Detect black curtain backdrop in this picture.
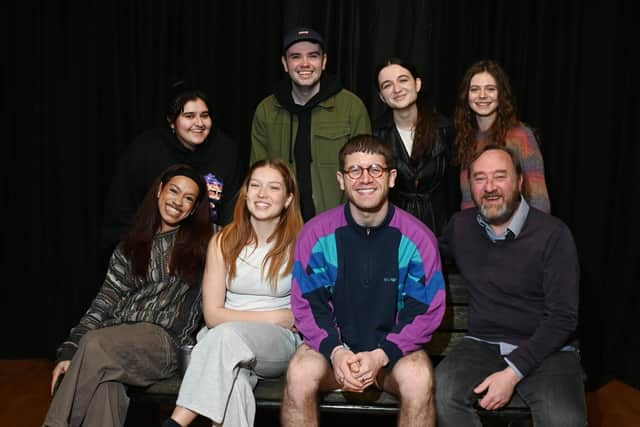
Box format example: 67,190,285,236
2,0,638,392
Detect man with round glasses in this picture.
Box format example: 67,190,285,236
282,134,445,427
342,163,389,179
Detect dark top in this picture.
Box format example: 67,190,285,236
273,74,342,221
101,127,243,251
439,207,580,376
292,204,446,370
373,110,459,236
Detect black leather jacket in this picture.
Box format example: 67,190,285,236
373,110,459,236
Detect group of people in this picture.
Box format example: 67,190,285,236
43,26,585,427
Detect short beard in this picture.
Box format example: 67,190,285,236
477,192,521,225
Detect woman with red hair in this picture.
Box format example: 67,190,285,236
164,159,304,427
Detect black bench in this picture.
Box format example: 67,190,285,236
127,272,532,424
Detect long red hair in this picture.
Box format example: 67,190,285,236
217,159,303,290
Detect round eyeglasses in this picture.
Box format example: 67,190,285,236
342,164,389,179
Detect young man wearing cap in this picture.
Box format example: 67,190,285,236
250,27,371,221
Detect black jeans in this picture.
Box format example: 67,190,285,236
435,338,587,427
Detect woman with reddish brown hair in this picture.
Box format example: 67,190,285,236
454,59,550,213
164,159,304,427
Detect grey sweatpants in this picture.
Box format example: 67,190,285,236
43,323,178,427
176,321,301,427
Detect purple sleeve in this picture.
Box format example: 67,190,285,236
381,212,447,367
291,210,345,362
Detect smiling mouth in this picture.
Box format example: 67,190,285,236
356,188,376,195
167,204,183,214
482,195,502,204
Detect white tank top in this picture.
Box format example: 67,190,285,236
224,243,292,311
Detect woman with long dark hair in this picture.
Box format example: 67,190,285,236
44,164,212,426
373,57,458,236
163,159,304,427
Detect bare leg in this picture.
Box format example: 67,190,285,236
281,344,340,427
379,350,435,427
168,406,201,426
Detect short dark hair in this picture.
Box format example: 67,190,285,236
467,144,523,178
339,134,395,170
165,81,212,126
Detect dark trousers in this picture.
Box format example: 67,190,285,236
43,323,178,427
435,338,587,427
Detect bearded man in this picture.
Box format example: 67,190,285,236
435,145,587,427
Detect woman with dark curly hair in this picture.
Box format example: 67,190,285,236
454,59,550,213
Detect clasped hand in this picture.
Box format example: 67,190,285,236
332,348,387,392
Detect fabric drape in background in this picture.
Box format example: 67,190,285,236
2,0,638,392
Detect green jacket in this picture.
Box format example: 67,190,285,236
250,88,371,214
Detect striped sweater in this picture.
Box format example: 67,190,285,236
291,204,446,369
460,125,551,213
56,229,203,362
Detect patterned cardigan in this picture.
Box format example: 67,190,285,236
56,229,202,362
